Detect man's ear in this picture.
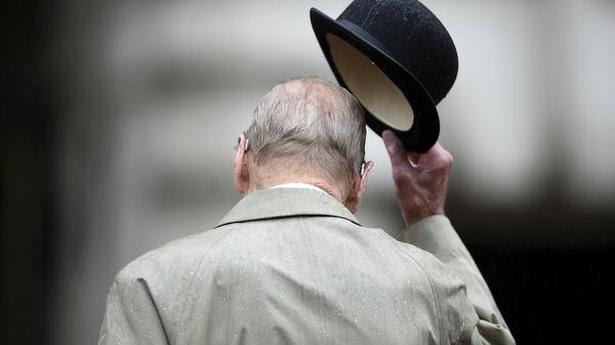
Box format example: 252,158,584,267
359,160,374,194
345,160,374,214
234,134,250,196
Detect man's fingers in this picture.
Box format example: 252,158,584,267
415,142,453,172
407,145,439,168
409,153,422,167
383,133,453,175
383,130,412,170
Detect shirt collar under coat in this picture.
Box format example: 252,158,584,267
215,188,362,228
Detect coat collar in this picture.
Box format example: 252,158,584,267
215,188,361,228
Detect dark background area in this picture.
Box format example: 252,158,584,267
1,0,57,344
469,245,613,343
1,0,613,344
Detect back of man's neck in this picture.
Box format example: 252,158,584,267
270,182,327,193
251,177,343,202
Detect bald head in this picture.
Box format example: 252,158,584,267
244,77,366,195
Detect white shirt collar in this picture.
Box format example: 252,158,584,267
269,183,327,194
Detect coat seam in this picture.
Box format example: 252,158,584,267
394,246,444,345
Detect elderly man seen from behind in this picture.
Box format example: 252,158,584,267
98,77,515,345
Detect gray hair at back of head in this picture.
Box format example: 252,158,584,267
245,76,366,190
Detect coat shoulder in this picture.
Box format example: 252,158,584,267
116,225,238,286
394,238,464,287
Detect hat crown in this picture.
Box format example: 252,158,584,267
338,0,458,104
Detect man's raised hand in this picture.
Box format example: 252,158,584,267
382,130,453,226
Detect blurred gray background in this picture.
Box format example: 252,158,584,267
1,0,614,344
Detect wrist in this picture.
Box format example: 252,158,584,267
401,214,453,245
402,208,445,227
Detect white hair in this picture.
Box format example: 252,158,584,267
245,76,366,191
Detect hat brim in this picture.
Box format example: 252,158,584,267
310,7,439,152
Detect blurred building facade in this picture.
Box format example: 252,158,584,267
53,0,615,344
1,0,613,344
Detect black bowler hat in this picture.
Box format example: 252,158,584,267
310,0,458,152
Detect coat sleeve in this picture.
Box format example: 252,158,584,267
403,215,516,345
98,269,170,345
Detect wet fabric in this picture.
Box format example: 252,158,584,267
98,188,514,345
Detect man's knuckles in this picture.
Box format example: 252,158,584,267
429,150,453,172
